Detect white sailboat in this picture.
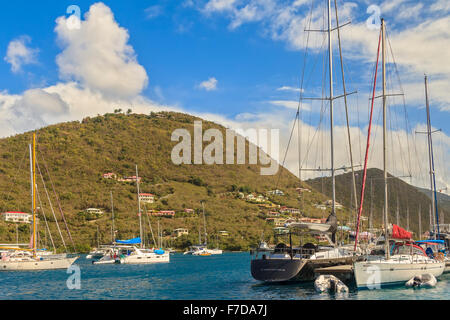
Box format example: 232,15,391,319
0,133,78,271
184,201,222,256
119,165,170,264
353,19,445,288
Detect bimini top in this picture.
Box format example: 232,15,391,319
415,240,445,245
115,237,141,244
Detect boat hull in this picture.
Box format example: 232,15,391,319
354,260,445,288
0,256,78,271
251,258,307,282
121,253,170,264
444,260,450,273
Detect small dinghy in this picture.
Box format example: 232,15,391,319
314,275,349,293
405,274,437,288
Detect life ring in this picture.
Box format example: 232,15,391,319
435,252,445,261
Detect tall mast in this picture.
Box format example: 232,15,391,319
418,204,422,239
202,201,207,246
396,197,399,225
327,0,336,215
136,165,143,248
381,18,390,260
32,133,37,257
110,191,115,243
424,75,440,238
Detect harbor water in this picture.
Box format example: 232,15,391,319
0,252,449,300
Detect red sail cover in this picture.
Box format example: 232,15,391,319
391,224,412,240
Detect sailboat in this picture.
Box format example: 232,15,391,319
251,0,360,282
0,133,78,271
116,165,170,264
417,76,450,274
184,201,222,256
87,191,119,260
352,20,445,289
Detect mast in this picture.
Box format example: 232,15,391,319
97,225,100,248
201,201,207,246
407,206,410,231
136,165,143,248
418,204,422,239
110,191,115,243
381,18,390,260
424,75,440,238
369,179,373,230
327,0,336,216
32,133,37,257
396,197,399,226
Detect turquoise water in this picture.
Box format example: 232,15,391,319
0,252,448,300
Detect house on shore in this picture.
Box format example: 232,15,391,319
102,172,117,180
173,228,189,238
148,210,175,218
118,176,142,183
139,193,155,203
1,212,33,224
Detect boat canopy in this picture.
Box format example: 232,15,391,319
415,240,445,245
115,237,141,244
390,224,412,240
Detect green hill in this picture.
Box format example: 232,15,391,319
307,168,448,236
0,111,354,252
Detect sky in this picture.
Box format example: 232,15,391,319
0,0,449,193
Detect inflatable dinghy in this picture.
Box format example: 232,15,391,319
405,273,437,288
314,274,349,293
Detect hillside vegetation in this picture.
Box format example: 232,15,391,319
0,112,353,252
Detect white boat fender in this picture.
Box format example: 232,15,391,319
314,275,349,293
405,274,437,288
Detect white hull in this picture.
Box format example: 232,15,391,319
354,255,445,288
444,260,450,273
121,253,170,264
0,256,78,271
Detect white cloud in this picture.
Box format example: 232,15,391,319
198,77,218,91
269,100,299,109
4,36,39,73
204,0,238,13
145,5,164,19
54,2,148,99
277,86,303,93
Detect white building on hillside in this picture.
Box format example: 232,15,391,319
2,212,32,224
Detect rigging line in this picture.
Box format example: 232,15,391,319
437,132,449,188
35,158,67,251
297,0,315,184
275,111,300,190
334,0,358,218
274,0,320,190
37,141,75,252
386,30,413,176
35,184,56,252
354,27,381,252
0,148,28,213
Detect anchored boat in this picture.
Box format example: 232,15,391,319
0,133,78,271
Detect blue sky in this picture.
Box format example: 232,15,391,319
0,0,449,190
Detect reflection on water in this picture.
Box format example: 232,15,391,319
0,252,448,300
